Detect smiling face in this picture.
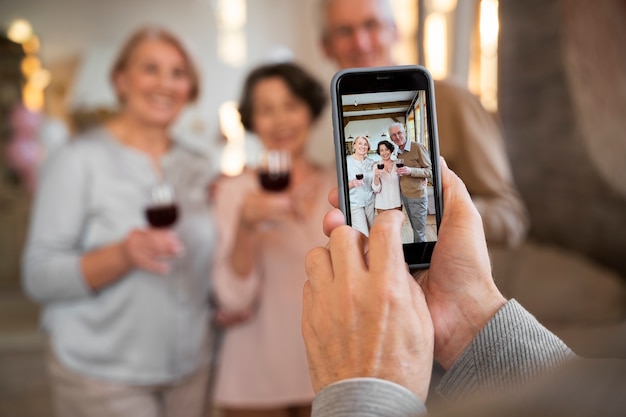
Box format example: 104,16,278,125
250,76,313,157
389,125,407,148
378,142,393,160
113,38,192,128
322,0,398,69
352,136,370,156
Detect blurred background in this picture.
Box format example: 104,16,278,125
1,0,625,415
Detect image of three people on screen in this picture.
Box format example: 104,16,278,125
346,122,432,243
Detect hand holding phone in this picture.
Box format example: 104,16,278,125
331,65,443,269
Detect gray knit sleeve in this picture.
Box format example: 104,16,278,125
22,144,92,302
312,378,427,417
437,299,575,400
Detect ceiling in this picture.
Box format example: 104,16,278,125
340,90,418,123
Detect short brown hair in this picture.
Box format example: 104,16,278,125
238,62,327,132
376,139,394,154
110,26,200,103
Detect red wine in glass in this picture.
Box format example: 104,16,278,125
259,150,291,192
145,183,178,228
146,205,178,228
259,171,290,192
355,173,364,180
396,159,405,168
377,163,384,170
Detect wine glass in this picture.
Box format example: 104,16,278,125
258,150,291,192
355,172,364,180
395,158,405,168
377,162,384,170
145,183,179,228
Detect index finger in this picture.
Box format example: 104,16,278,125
328,225,369,285
367,210,408,282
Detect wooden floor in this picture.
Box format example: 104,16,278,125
394,209,437,244
0,290,226,417
0,291,52,417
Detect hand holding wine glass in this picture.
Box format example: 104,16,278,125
145,183,179,228
351,169,364,188
376,162,385,176
237,150,294,230
130,182,184,274
396,159,411,176
122,228,184,275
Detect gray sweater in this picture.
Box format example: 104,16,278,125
311,300,575,417
22,127,218,384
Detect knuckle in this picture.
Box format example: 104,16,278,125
305,247,329,273
369,220,395,240
330,224,357,241
376,276,411,305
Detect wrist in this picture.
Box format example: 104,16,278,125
118,234,136,271
435,291,507,369
239,213,257,232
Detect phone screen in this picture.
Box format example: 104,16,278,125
331,66,442,269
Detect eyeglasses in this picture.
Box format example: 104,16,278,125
328,18,389,41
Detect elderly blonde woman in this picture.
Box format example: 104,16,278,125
345,135,376,236
22,27,217,417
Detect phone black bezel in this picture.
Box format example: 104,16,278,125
331,65,443,270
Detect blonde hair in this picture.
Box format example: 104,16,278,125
352,135,371,153
110,26,200,102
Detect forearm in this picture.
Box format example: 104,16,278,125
213,225,262,312
372,178,381,192
437,299,575,400
22,147,93,302
23,238,132,300
213,174,262,312
228,221,260,277
472,193,529,247
443,90,528,248
409,167,432,178
22,247,90,302
81,241,134,291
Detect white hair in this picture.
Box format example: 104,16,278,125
388,122,406,135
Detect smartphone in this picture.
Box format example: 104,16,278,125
331,65,443,269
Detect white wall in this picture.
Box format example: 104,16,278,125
345,118,402,150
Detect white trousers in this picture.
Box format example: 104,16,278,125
46,343,210,417
350,200,375,236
